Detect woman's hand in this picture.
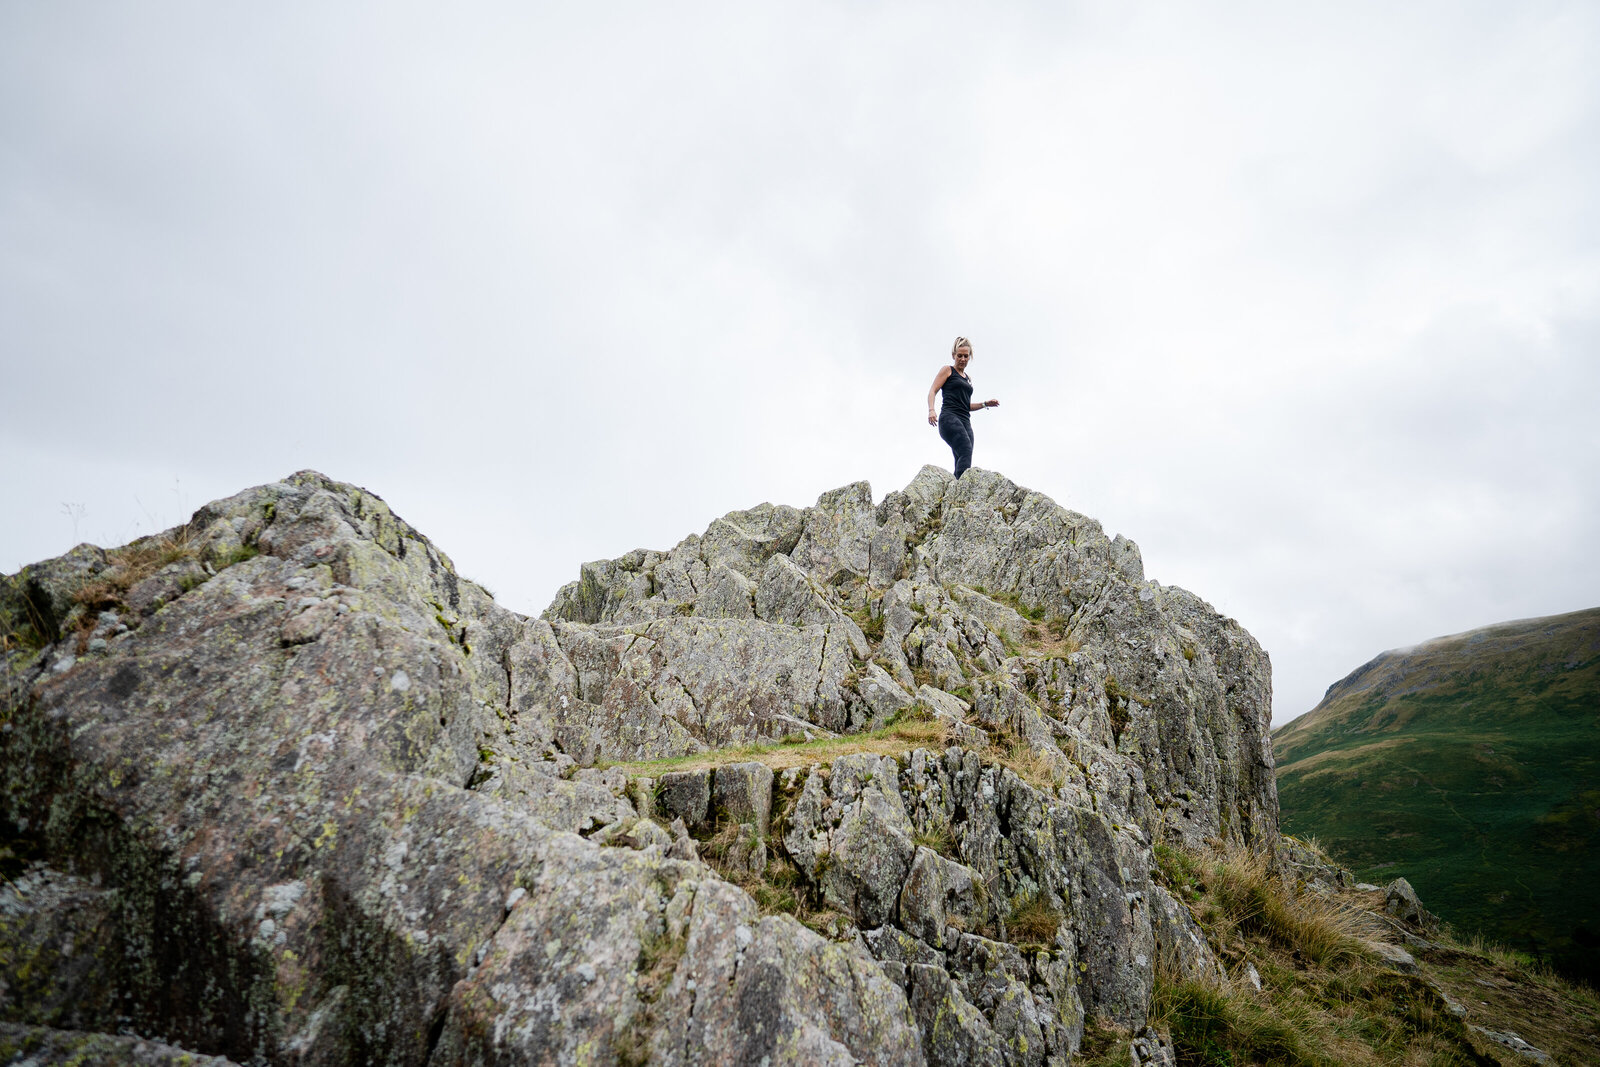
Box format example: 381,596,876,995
984,399,999,408
928,411,938,426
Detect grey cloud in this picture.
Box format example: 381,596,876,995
4,2,1598,726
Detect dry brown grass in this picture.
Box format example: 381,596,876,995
987,730,1064,791
1201,846,1381,966
71,531,200,622
1022,617,1081,659
1007,891,1062,946
1147,843,1532,1067
913,819,955,857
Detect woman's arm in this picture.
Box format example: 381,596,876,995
969,398,999,411
926,366,952,425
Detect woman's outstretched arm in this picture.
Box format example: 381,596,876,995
969,398,998,411
926,366,952,425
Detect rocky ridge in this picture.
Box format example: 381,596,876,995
2,466,1279,1065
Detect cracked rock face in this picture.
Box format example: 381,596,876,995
1,466,1277,1065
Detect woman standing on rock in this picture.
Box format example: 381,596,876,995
926,336,998,479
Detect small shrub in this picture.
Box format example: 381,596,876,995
1021,617,1081,659
616,926,688,1065
1152,842,1202,894
635,928,685,1003
3,575,66,651
989,730,1062,791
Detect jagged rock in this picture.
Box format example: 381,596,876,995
697,561,757,619
1384,877,1439,930
1369,941,1419,973
1282,837,1355,890
1471,1026,1552,1065
907,963,1005,1067
914,684,989,749
0,543,107,646
0,465,1285,1065
947,933,1054,1066
785,755,917,928
711,761,774,835
592,815,675,851
657,769,713,830
1148,884,1224,982
856,661,917,726
0,472,920,1066
1130,1027,1178,1066
897,847,985,948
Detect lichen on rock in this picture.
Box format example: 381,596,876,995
1,465,1283,1065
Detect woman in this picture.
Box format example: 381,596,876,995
926,336,998,479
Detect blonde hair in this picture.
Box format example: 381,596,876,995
951,336,973,357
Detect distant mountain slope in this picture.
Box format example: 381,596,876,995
1273,607,1600,984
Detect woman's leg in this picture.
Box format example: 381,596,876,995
939,417,974,478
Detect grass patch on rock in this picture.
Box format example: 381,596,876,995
602,712,951,776
987,728,1063,791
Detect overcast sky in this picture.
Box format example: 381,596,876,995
4,2,1597,726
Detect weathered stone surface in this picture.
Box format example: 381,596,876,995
897,847,984,949
0,464,1286,1065
855,661,916,727
712,761,774,835
1369,941,1419,973
907,963,1005,1067
1469,1026,1552,1065
1384,877,1439,930
656,769,713,831
784,755,917,929
0,865,122,1032
1148,885,1224,982
0,472,930,1066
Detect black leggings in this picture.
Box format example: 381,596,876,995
939,413,974,479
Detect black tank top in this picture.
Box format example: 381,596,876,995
940,369,973,421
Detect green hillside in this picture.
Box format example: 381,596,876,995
1273,607,1600,985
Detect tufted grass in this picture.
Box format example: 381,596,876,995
1006,891,1062,947
70,530,204,635
1146,842,1600,1066
912,819,955,857
1199,847,1380,966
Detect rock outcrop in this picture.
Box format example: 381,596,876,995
1,466,1277,1065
